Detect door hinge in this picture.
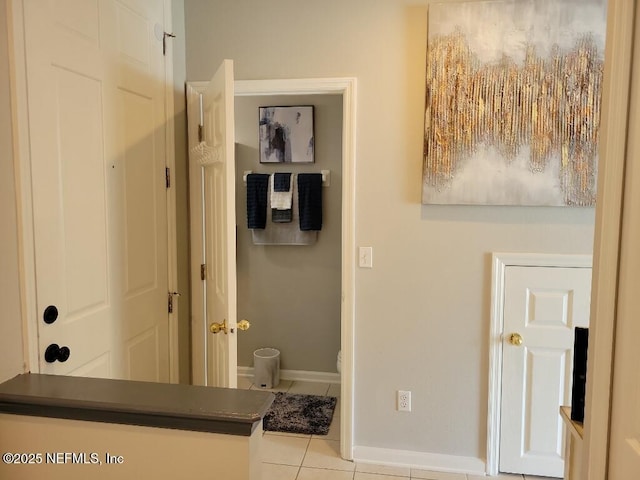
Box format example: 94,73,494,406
200,264,206,281
162,32,175,56
165,167,171,188
168,291,181,314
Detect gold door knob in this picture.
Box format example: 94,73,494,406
237,319,251,331
509,333,523,346
210,319,228,335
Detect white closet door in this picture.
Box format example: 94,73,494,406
500,265,591,477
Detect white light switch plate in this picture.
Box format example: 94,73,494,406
359,247,373,268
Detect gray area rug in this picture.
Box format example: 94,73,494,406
263,392,337,435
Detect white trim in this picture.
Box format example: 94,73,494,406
581,1,635,478
187,76,357,461
237,366,341,384
8,0,39,374
339,76,357,462
236,77,355,96
162,0,179,384
353,446,485,476
186,84,205,385
487,252,592,476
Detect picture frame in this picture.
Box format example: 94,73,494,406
259,105,315,163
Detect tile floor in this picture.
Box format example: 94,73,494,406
238,377,559,480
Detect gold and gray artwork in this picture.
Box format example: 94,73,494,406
422,0,606,206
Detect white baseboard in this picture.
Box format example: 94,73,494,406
353,446,486,476
238,366,341,384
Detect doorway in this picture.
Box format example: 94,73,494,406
188,76,357,460
234,93,342,383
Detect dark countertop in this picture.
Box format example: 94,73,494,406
0,373,274,436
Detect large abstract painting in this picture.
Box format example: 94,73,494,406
422,0,607,206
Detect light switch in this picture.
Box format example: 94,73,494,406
359,247,373,268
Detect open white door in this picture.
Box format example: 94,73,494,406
188,60,238,388
21,0,170,381
500,265,591,477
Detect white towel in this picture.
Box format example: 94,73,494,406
270,173,293,210
252,177,317,245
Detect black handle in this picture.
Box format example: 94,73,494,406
44,344,71,363
43,305,59,324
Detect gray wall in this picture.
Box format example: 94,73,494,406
184,0,596,461
235,95,342,373
0,0,26,383
171,0,191,384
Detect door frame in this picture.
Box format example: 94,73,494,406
581,1,635,478
162,0,179,385
187,76,357,460
8,0,180,382
487,252,593,476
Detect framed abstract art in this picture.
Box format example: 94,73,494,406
422,0,607,206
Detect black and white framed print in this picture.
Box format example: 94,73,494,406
259,106,315,163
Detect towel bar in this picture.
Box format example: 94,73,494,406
243,170,330,187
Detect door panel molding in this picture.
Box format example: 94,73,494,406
487,252,592,476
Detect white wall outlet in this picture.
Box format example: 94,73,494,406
359,246,373,268
397,390,411,412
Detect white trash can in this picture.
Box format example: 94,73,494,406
253,348,280,388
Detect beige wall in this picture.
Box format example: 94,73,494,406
0,0,25,383
184,0,595,460
234,94,342,372
0,413,262,480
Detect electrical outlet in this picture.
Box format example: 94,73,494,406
397,390,411,412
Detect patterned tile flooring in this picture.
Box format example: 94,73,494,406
238,377,559,480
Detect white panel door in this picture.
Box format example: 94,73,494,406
500,266,591,477
187,61,237,388
23,0,169,381
106,0,169,382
